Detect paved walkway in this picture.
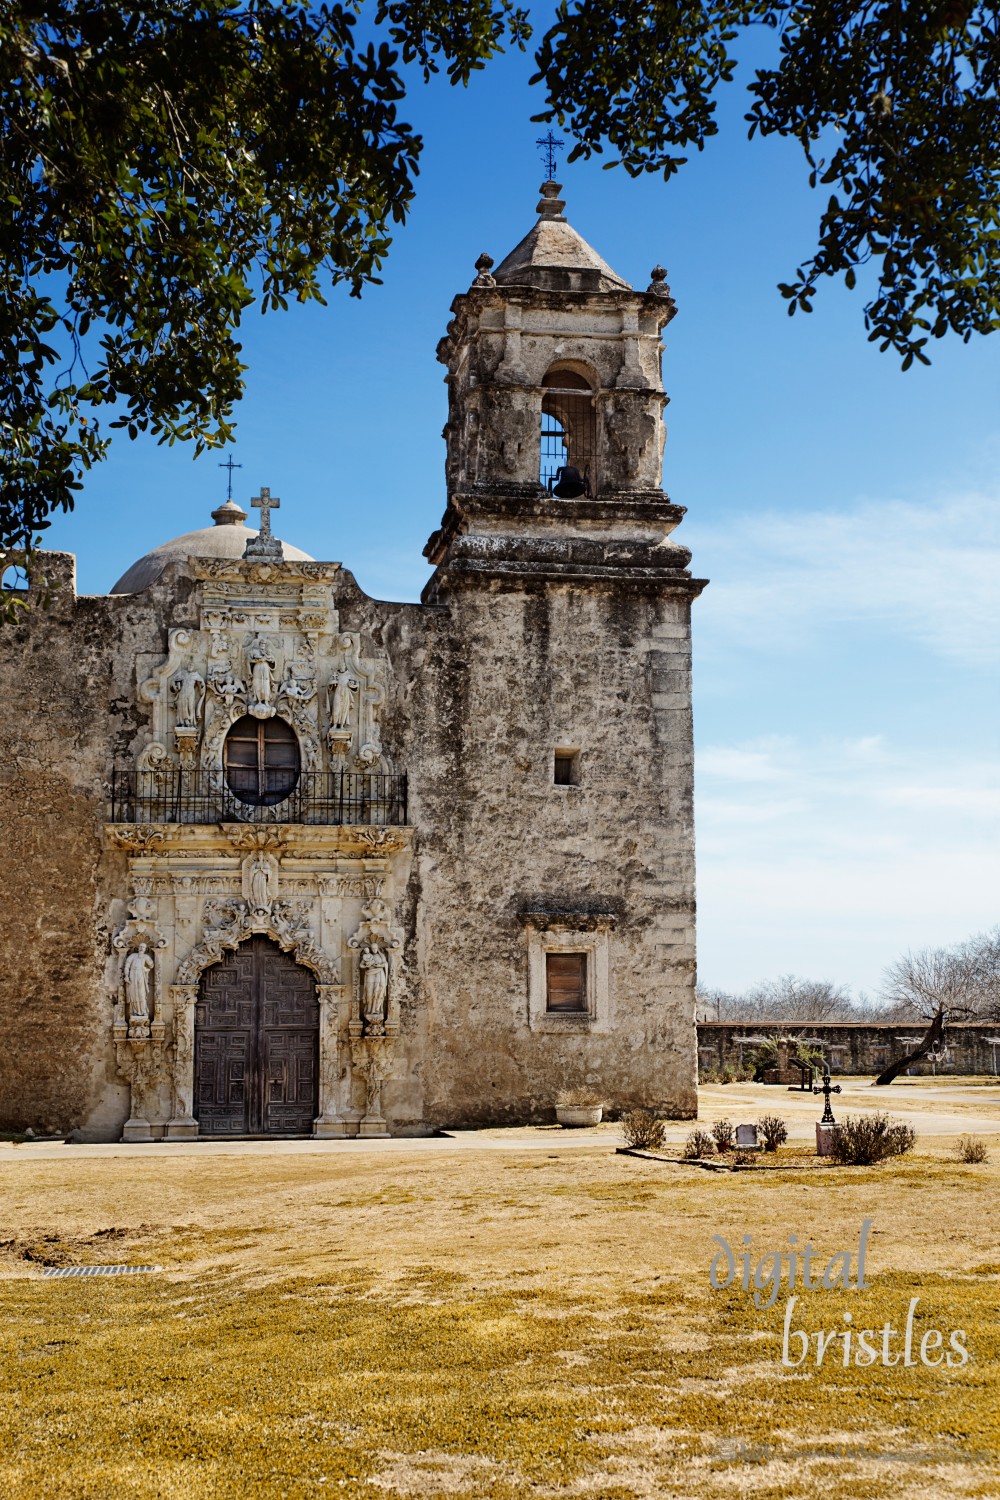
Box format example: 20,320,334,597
3,1080,998,1161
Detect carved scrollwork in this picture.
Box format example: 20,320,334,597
109,825,167,852
175,897,249,983
226,825,287,853
137,742,171,776
174,891,339,989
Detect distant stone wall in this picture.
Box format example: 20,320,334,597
696,1022,1000,1078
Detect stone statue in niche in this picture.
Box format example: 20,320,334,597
246,635,277,718
123,943,154,1029
248,855,274,917
360,946,389,1030
330,668,358,729
169,668,205,728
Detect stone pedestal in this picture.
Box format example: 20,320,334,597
816,1122,841,1157
313,1117,352,1138
122,1116,152,1143
358,1120,391,1139
166,1116,198,1140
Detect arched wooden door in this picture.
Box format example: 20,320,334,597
194,936,319,1136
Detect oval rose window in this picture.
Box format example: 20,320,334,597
223,715,300,807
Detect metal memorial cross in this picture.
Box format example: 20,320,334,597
812,1065,842,1125
535,130,564,180
251,486,280,540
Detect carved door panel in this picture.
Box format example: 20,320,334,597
195,936,319,1135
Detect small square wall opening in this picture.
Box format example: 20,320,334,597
553,749,579,786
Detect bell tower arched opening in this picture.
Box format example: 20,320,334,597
540,368,596,496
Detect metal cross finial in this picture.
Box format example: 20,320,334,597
812,1065,842,1125
535,129,564,180
218,454,242,501
250,486,280,540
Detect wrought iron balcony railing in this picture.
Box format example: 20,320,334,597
108,767,408,827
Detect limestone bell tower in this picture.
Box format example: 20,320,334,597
423,179,690,598
414,182,707,1122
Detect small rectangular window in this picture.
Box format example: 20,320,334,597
554,750,578,786
546,952,587,1012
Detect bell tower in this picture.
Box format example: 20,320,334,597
414,183,707,1123
423,180,694,598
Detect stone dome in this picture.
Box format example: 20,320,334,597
109,498,314,594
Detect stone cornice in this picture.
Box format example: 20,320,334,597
105,823,415,859
438,285,676,367
519,908,619,932
188,559,342,584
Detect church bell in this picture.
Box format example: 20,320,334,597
551,465,588,499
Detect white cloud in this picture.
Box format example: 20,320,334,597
695,734,1000,994
686,486,1000,665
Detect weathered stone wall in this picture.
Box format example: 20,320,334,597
399,576,698,1124
0,555,187,1133
697,1022,1000,1078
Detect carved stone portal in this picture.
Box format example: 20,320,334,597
106,822,413,1140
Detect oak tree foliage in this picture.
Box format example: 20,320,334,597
534,1,1000,367
2,1,998,583
0,0,529,573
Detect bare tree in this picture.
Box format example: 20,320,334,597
874,928,1000,1084
700,975,860,1024
697,933,1000,1046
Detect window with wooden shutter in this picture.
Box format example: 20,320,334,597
224,714,300,807
545,952,587,1012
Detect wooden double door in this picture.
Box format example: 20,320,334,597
194,936,319,1136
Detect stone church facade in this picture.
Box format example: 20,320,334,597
0,184,706,1141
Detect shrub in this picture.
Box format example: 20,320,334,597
719,1067,735,1085
757,1114,788,1152
732,1149,757,1168
795,1042,826,1072
621,1109,665,1151
699,1066,720,1084
954,1134,990,1164
830,1113,916,1166
746,1039,778,1081
733,1068,754,1083
556,1087,603,1108
710,1118,735,1153
684,1128,716,1159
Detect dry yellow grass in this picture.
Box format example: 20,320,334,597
1,1138,998,1498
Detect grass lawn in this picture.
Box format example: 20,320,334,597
1,1117,998,1497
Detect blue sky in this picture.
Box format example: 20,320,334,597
43,24,1000,998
